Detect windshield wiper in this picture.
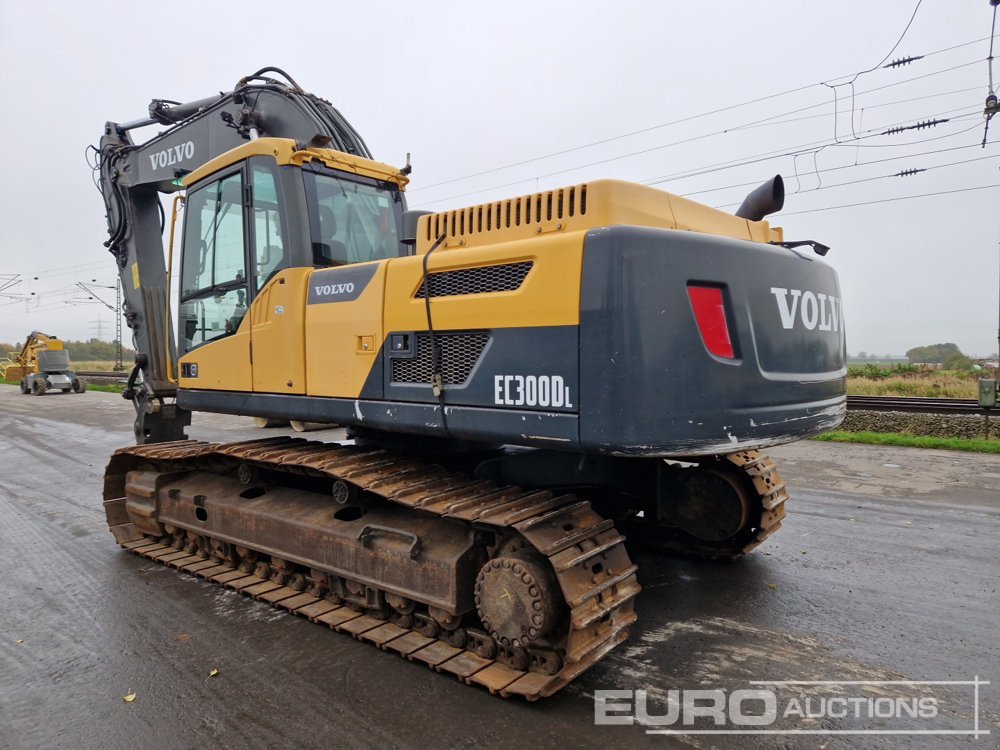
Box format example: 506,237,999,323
180,278,245,302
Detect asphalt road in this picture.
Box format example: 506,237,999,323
0,387,997,749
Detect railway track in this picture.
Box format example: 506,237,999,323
846,395,990,415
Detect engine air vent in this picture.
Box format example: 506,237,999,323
425,184,588,242
416,261,533,298
391,332,490,386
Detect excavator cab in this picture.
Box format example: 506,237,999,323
176,144,406,355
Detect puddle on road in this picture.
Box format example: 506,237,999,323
569,616,995,733
573,616,911,717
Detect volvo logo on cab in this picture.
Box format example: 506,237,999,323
313,282,355,296
494,375,573,409
770,287,843,332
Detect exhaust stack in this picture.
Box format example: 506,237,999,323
735,175,784,222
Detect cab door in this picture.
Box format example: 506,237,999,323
247,161,307,394
176,168,253,392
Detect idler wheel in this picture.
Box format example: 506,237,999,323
475,552,562,648
664,466,753,542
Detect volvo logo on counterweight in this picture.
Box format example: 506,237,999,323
770,287,843,332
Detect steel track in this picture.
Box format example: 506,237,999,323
103,439,785,698
105,437,641,699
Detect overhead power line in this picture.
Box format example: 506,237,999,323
538,106,977,185
733,85,982,133
715,152,1000,209
681,141,997,197
409,33,990,195
417,85,986,208
882,117,950,135
780,183,1000,216
644,117,983,189
864,0,925,73
884,55,925,69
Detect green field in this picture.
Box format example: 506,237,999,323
846,364,989,399
814,431,1000,454
72,360,125,372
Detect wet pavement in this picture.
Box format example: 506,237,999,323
0,387,997,749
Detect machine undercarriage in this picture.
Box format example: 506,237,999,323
104,437,785,698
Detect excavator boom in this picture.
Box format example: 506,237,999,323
97,67,381,441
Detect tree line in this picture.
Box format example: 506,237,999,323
903,343,972,370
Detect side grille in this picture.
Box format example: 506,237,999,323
416,262,533,298
391,332,490,386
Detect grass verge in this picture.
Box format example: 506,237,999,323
86,383,125,394
72,360,122,371
813,431,1000,454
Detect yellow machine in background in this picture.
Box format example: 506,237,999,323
2,332,86,395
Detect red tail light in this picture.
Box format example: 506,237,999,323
687,286,735,359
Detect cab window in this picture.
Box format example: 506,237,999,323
178,172,248,353
303,167,403,267
251,164,287,290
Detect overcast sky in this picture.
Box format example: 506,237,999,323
1,0,998,356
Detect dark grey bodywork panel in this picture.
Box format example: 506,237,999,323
578,226,845,456
178,390,578,449
377,326,579,409
37,350,71,373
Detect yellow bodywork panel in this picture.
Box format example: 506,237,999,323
384,232,584,332
415,179,783,255
305,261,386,398
178,328,252,391
251,268,311,394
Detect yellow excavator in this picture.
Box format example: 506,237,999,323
96,68,846,699
2,331,86,395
